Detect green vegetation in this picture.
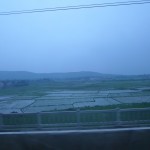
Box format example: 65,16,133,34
0,79,150,96
3,114,37,125
2,107,150,127
80,103,150,110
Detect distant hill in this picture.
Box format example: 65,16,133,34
0,71,108,80
0,71,37,80
0,71,150,80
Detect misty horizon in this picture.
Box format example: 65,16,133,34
0,70,150,76
0,0,150,75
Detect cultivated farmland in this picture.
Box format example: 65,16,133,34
0,79,150,114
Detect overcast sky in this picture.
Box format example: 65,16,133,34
0,0,150,75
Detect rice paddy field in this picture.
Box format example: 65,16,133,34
0,79,150,114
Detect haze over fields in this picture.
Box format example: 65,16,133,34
0,71,150,80
0,1,150,113
0,71,150,113
0,0,150,75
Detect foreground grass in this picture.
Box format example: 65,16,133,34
2,104,150,127
80,103,150,111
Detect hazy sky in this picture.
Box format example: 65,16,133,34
0,0,150,75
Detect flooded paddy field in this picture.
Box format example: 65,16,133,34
0,87,150,113
0,79,150,113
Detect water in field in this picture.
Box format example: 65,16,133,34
0,89,150,113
